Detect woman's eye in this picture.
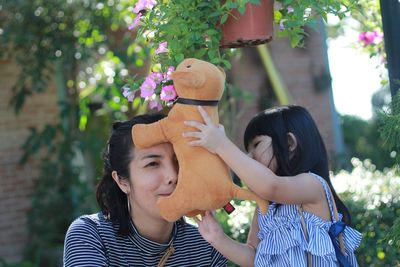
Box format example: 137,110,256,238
254,141,261,148
145,161,159,168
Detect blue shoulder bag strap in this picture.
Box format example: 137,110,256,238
327,187,352,267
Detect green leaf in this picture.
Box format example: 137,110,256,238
79,115,88,131
174,53,185,64
290,34,303,48
209,11,222,18
220,14,229,24
274,10,283,22
206,29,219,36
193,49,207,59
238,6,246,14
222,59,232,69
227,2,238,9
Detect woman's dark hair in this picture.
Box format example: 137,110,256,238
96,113,165,235
244,105,351,225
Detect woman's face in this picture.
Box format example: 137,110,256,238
128,142,178,221
248,135,278,173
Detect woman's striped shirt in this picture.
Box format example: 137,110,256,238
63,213,227,267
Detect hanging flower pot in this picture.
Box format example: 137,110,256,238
220,0,274,48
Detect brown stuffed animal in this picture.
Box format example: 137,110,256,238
132,58,268,222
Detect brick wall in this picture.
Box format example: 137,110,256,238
229,30,337,158
268,30,336,158
0,59,58,262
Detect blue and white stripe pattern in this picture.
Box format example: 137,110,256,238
64,213,227,267
254,173,362,267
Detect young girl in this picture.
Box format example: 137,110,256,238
183,105,362,267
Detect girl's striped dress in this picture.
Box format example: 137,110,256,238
255,173,362,266
64,213,227,267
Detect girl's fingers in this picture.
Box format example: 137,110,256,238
184,120,205,130
203,210,216,219
188,140,203,146
197,106,212,125
182,131,202,138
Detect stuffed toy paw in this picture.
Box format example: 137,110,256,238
132,58,268,222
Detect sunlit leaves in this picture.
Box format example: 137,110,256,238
275,0,357,47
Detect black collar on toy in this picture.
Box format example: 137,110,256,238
175,97,219,106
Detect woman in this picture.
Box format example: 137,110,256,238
63,113,227,267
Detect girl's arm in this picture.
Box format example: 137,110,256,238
184,106,324,205
196,211,256,267
247,210,260,250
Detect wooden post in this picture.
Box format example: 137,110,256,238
380,0,400,98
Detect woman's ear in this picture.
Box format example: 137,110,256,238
111,171,130,194
287,132,298,152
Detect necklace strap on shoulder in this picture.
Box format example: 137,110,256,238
156,244,175,267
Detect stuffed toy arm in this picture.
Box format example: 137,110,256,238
131,120,168,148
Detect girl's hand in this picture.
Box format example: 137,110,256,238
195,211,225,245
183,106,226,154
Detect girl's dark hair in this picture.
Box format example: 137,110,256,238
244,105,351,225
96,113,165,235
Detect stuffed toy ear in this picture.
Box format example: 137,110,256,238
171,71,206,88
217,66,226,79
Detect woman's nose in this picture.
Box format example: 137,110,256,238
167,176,177,185
165,163,178,185
166,174,177,185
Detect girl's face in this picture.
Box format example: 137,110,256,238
128,142,178,221
248,135,278,173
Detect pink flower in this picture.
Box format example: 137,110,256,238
163,66,175,81
133,0,156,13
140,76,157,98
359,31,384,46
155,42,168,54
128,13,142,30
149,99,163,111
160,85,177,101
149,72,164,84
287,6,294,13
122,86,135,102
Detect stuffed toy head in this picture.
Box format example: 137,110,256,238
132,58,268,222
171,58,225,101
